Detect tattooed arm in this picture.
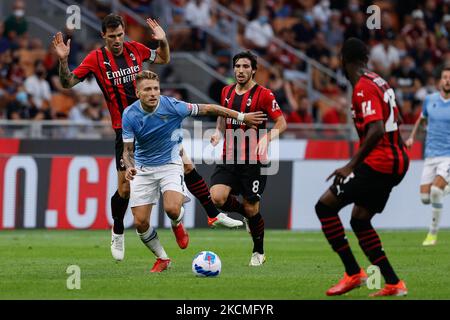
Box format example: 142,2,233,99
53,32,81,88
123,142,137,181
58,58,81,88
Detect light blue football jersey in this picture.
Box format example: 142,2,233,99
122,96,198,166
422,92,450,158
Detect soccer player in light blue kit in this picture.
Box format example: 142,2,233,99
406,66,450,246
121,70,266,272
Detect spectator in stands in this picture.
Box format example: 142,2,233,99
185,0,212,50
151,0,173,31
392,55,421,102
415,75,437,102
208,64,229,104
7,54,26,88
408,37,433,69
267,0,292,18
290,15,316,51
399,99,420,125
369,31,400,78
402,9,430,49
0,21,12,54
267,65,296,113
343,11,370,43
423,0,440,32
24,60,52,120
286,96,313,124
267,28,299,71
439,14,450,41
325,11,344,50
3,0,28,41
244,6,274,56
306,32,331,61
6,85,31,119
312,0,332,25
432,36,448,65
321,96,347,125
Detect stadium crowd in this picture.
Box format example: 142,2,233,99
1,0,450,128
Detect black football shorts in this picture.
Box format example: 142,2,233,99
329,163,406,214
211,163,267,203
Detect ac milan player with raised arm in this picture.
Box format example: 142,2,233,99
209,51,287,266
315,38,409,297
53,14,241,262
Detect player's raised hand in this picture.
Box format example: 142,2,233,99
210,130,222,146
243,111,267,129
125,167,137,181
146,18,166,41
52,32,71,60
405,137,414,149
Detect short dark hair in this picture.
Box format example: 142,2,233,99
341,37,369,65
102,14,124,33
232,51,258,70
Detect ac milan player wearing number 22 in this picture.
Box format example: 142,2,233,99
314,38,409,297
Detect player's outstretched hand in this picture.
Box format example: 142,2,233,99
52,32,71,60
210,130,222,146
243,111,267,129
146,18,166,41
327,165,353,185
125,167,137,181
405,137,414,149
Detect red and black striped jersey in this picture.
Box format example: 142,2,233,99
352,71,409,175
73,41,156,129
220,83,284,163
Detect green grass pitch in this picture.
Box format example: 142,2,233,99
0,229,449,299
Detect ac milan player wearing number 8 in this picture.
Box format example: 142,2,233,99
315,38,409,297
210,51,287,266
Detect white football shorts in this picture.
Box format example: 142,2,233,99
420,157,450,185
129,163,185,208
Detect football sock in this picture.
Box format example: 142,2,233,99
137,226,168,259
111,190,129,234
221,195,245,215
185,169,219,218
170,207,185,227
444,184,450,196
430,186,443,235
247,213,264,254
315,201,360,276
420,193,430,205
350,218,400,285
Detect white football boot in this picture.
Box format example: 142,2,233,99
249,252,266,266
208,213,244,228
243,217,251,233
111,229,125,261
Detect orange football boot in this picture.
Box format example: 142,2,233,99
326,268,368,296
